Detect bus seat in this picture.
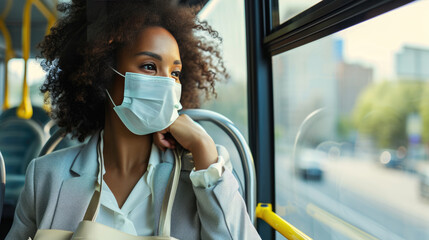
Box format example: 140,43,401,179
38,109,257,224
0,106,51,128
0,151,5,222
181,109,257,224
0,118,45,207
38,126,79,157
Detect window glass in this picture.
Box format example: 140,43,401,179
278,0,321,24
198,0,248,139
6,58,45,108
273,1,429,239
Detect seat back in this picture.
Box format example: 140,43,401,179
38,126,68,156
0,106,51,128
181,109,256,224
0,151,5,221
0,119,45,208
0,119,45,175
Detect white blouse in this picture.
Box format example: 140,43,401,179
95,131,226,236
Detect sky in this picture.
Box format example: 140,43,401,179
337,0,429,81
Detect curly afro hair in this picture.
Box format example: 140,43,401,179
39,0,227,141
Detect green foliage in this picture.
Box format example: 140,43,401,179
353,80,427,148
337,115,353,139
419,84,429,143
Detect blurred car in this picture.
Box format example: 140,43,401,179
420,170,429,199
379,147,406,169
295,148,326,180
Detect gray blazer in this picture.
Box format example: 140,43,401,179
6,133,260,240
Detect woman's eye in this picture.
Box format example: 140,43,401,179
171,71,181,78
141,63,156,71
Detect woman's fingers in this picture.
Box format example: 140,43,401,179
153,132,166,151
155,115,218,170
153,131,176,151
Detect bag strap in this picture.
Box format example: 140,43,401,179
158,148,182,237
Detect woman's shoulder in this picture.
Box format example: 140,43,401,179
30,143,86,175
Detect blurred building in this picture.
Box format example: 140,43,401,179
336,62,373,115
273,36,338,146
273,36,374,146
396,45,429,80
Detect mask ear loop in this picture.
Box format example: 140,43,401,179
105,66,125,107
105,89,117,107
110,66,125,78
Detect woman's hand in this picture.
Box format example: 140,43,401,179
153,114,218,170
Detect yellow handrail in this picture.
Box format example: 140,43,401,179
32,0,56,34
17,0,34,119
0,0,13,19
16,59,32,119
17,0,57,119
0,20,14,110
0,0,14,110
256,203,313,240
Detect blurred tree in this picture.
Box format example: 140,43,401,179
419,83,429,143
337,115,353,140
353,80,424,148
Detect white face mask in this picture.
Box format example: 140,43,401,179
106,68,182,135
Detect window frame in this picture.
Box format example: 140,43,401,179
266,0,415,55
244,0,416,239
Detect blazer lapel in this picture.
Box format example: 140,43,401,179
51,133,100,230
51,176,97,230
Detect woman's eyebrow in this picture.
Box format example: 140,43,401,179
136,52,181,65
135,51,162,61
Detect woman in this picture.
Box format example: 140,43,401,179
6,0,260,239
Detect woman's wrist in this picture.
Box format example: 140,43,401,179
190,134,218,170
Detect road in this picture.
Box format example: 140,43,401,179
274,155,429,240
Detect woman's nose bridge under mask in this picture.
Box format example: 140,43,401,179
106,67,182,135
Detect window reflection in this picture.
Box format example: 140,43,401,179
273,1,429,239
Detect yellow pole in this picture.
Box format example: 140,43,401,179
256,203,313,240
17,0,33,119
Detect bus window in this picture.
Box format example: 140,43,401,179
198,0,249,140
3,58,45,110
273,1,429,239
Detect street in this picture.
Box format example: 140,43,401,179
274,155,429,240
